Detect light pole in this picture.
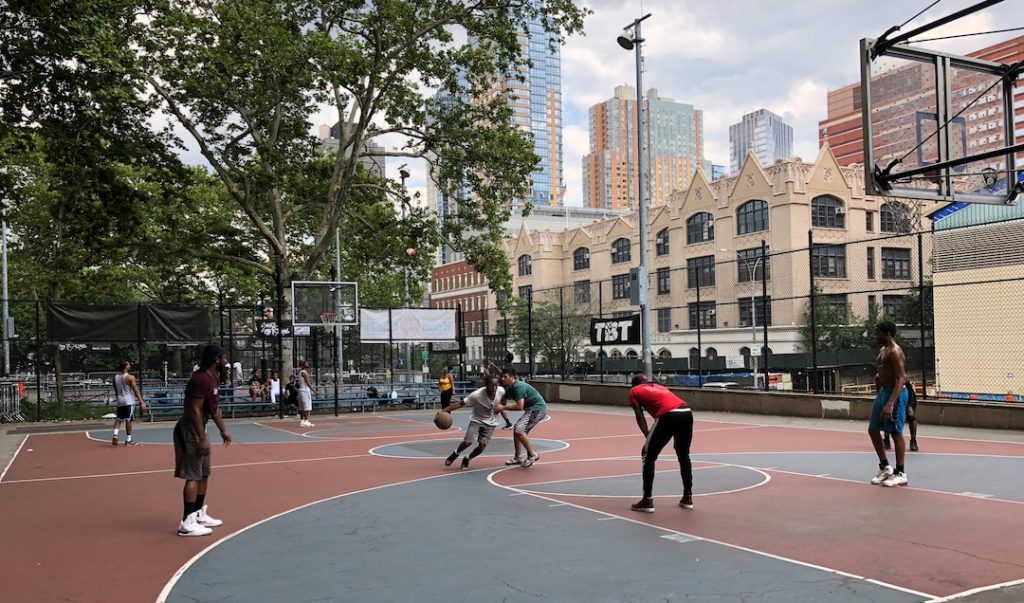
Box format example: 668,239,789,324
399,165,412,381
618,13,653,378
720,248,764,387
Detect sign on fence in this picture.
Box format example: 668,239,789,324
590,314,641,345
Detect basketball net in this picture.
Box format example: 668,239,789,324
319,311,335,326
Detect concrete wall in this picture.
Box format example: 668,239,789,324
531,379,1024,431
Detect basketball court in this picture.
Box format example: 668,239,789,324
3,404,1024,602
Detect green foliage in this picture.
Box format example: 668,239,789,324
507,291,590,377
800,286,880,353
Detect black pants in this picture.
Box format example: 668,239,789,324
440,389,453,408
642,410,694,499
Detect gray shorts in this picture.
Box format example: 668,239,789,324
514,408,547,435
298,390,312,411
173,420,211,481
463,421,496,447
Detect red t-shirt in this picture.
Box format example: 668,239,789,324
184,370,220,419
628,382,687,418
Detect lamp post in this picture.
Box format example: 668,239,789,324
720,248,764,387
617,13,653,378
398,165,412,381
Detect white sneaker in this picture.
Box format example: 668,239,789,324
870,465,893,485
882,472,908,487
196,505,223,527
306,420,315,427
504,456,523,466
521,453,540,468
177,512,213,537
300,420,310,427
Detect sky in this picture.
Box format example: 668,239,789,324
173,0,1022,209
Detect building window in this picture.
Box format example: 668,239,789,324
655,228,670,256
688,347,700,366
866,211,875,232
868,295,877,313
736,247,770,282
687,255,716,288
881,202,910,233
657,308,671,333
736,200,768,235
611,238,631,264
658,349,672,359
518,285,532,299
573,247,590,271
867,247,875,280
574,280,591,304
823,294,848,319
811,195,845,228
688,302,717,329
706,347,718,359
656,267,671,295
881,248,912,280
882,294,906,320
811,244,847,278
686,212,715,244
739,296,772,327
612,274,630,299
517,254,532,276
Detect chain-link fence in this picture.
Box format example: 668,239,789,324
481,217,1024,401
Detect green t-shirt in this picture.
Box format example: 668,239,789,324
504,380,547,410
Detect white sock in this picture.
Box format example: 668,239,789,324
126,435,132,442
113,428,120,437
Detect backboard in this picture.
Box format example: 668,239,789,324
860,37,1022,204
291,281,358,327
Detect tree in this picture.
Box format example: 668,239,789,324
507,290,590,377
800,287,879,353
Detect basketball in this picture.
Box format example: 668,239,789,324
406,247,416,257
434,411,453,430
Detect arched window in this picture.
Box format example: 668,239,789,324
657,349,672,359
517,254,532,276
881,202,910,233
686,212,715,244
655,228,670,256
611,238,631,263
706,347,718,360
811,195,845,229
573,247,590,271
610,349,622,359
736,200,768,235
761,346,772,357
739,346,751,357
689,347,700,366
625,349,638,359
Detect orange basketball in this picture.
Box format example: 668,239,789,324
434,411,453,430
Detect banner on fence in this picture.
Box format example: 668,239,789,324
47,303,210,343
360,309,457,342
590,314,641,345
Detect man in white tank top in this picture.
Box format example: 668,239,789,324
112,360,146,446
297,359,318,427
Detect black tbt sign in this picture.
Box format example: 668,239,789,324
590,314,641,345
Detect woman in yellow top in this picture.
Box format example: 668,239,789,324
438,366,454,409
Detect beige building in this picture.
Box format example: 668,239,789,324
506,146,936,364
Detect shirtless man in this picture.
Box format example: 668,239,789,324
868,320,909,487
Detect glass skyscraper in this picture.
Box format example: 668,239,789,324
729,109,794,175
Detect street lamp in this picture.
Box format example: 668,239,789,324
719,247,764,387
398,164,412,381
618,13,653,378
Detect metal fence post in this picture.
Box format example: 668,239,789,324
598,282,604,384
696,270,703,386
761,239,770,391
808,230,818,392
35,299,41,421
559,286,566,378
527,289,534,378
918,231,927,399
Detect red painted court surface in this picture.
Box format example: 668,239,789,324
3,405,1024,602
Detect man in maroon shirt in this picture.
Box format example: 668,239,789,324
628,374,694,513
174,344,233,536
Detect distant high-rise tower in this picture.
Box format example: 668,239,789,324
729,109,793,174
583,86,705,210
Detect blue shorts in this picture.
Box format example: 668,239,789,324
869,387,908,434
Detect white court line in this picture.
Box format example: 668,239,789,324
512,462,729,489
367,438,570,460
154,470,485,603
564,424,763,443
484,467,935,600
926,576,1024,602
0,452,373,485
0,434,28,482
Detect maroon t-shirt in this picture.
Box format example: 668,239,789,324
628,382,688,418
184,370,220,420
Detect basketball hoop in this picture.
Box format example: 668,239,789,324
319,311,335,326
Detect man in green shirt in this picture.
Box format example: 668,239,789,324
496,368,547,468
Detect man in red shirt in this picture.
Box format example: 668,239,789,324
628,374,694,513
174,344,233,536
